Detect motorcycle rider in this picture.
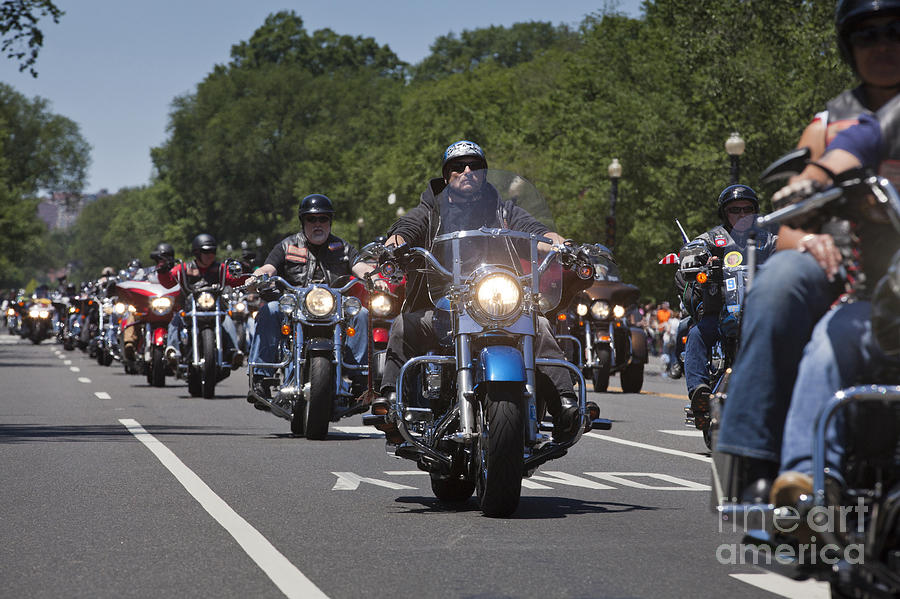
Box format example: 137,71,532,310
156,233,248,368
766,92,900,507
679,185,776,425
370,140,581,442
716,0,900,502
246,193,384,400
121,243,176,361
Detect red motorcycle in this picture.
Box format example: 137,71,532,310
116,279,181,386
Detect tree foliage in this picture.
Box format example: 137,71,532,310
0,0,62,77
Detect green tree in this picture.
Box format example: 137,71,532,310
0,0,63,77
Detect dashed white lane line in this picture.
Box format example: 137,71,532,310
69,366,80,372
77,377,91,384
585,432,711,463
63,359,72,365
730,573,828,599
119,418,328,599
94,392,110,400
658,429,704,437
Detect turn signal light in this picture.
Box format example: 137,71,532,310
696,272,708,284
346,327,356,337
281,324,291,336
557,313,566,321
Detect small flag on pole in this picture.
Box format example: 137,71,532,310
658,252,679,265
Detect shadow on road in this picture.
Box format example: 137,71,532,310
0,423,253,443
392,495,657,518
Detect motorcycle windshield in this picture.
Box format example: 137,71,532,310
427,170,562,311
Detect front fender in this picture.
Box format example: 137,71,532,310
474,345,526,389
305,337,334,355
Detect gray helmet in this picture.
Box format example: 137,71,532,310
298,194,334,219
441,140,487,180
835,0,900,74
717,184,759,222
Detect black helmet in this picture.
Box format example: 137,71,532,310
717,184,759,222
298,194,334,220
836,0,900,72
150,242,175,262
872,249,900,355
441,140,487,180
127,258,142,269
191,233,217,255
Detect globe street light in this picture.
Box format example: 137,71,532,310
356,216,365,249
725,132,745,185
607,158,622,250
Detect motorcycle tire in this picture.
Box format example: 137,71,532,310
299,355,333,440
475,383,524,518
591,347,611,392
431,475,475,504
200,328,217,399
149,346,165,387
63,338,74,351
235,321,247,354
187,367,202,397
101,349,113,366
621,362,644,394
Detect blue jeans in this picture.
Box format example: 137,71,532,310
249,300,369,377
166,310,240,357
717,251,841,463
685,314,720,396
779,301,891,484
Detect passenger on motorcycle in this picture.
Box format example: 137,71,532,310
716,0,900,502
678,185,776,423
156,233,248,367
769,93,900,507
246,193,385,399
370,140,581,442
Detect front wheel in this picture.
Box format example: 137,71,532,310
475,383,524,518
620,362,644,393
149,345,165,387
431,475,475,504
591,346,611,392
200,328,217,398
300,355,333,440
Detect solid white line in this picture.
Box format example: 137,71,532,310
730,573,829,599
585,432,711,463
118,418,328,599
95,392,111,400
658,429,704,437
77,377,91,384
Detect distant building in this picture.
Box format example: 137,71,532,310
36,190,107,230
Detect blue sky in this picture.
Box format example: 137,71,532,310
0,1,643,194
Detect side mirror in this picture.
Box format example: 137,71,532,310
760,147,811,184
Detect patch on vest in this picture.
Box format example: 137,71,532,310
286,245,308,263
713,236,727,247
328,241,343,252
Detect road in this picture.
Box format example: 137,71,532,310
0,335,829,598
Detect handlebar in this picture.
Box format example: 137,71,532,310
245,274,364,295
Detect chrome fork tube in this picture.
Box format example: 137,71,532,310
190,305,200,364
583,321,593,365
333,320,343,396
215,299,223,366
456,333,475,436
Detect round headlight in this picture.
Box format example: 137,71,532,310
371,293,392,317
234,301,247,312
343,296,362,318
150,297,173,315
38,310,50,319
613,305,626,319
278,294,297,314
304,288,335,317
576,303,588,317
28,309,39,318
590,300,610,320
114,302,126,315
197,292,215,309
68,306,76,314
473,272,522,321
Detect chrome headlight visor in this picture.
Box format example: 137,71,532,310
469,270,523,325
304,287,335,318
196,292,215,310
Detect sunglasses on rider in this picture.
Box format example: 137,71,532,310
447,159,485,174
726,206,757,215
304,215,331,224
848,21,900,48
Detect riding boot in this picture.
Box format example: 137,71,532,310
689,384,711,429
552,393,580,443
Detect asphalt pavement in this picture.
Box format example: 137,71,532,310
0,336,830,599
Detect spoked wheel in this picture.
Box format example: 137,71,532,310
475,382,524,518
591,346,611,392
301,355,333,440
200,328,217,398
149,345,165,387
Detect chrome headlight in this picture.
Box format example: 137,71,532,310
68,306,77,314
371,293,392,317
6,308,14,316
114,302,127,315
278,294,297,314
613,305,626,319
28,308,39,318
38,310,50,319
343,296,361,318
150,297,173,316
234,301,247,312
576,303,588,317
590,300,610,320
197,292,215,309
304,287,335,318
471,271,522,323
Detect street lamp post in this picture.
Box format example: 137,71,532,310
356,217,365,249
607,158,622,250
725,132,745,185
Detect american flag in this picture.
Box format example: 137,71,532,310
658,252,679,265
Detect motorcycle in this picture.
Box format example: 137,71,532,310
245,273,370,439
94,297,127,366
363,170,611,517
20,296,55,344
116,277,180,386
172,261,243,398
713,148,900,598
563,244,647,393
225,287,254,354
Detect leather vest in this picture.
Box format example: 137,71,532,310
277,232,353,287
824,87,871,146
177,261,224,294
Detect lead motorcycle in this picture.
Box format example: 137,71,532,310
116,277,180,386
713,149,900,599
245,274,370,439
364,170,611,517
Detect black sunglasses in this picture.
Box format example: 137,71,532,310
726,206,757,215
448,160,485,174
304,215,331,224
848,21,900,48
